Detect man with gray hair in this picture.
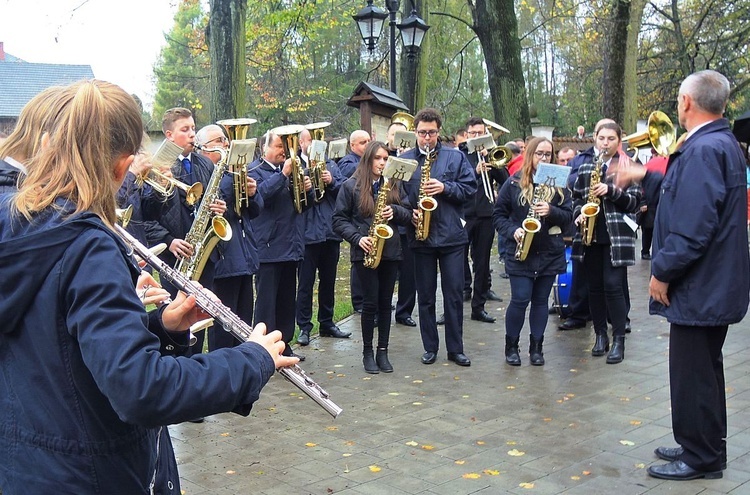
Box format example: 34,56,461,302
644,70,749,480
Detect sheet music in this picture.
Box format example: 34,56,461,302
394,130,417,151
384,156,418,182
533,163,571,187
152,139,183,169
309,140,327,163
466,135,496,155
328,139,347,160
227,139,257,167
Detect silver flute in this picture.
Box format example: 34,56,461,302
114,223,343,418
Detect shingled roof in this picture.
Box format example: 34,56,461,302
0,58,94,118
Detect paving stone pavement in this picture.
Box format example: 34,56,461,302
171,247,750,494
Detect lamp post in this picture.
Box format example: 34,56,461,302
353,0,429,95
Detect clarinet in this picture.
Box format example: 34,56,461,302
114,224,343,418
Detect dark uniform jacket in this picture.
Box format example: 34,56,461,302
650,118,749,326
333,177,411,262
0,158,21,194
493,172,573,277
459,142,509,218
302,159,344,244
399,142,477,249
336,151,361,179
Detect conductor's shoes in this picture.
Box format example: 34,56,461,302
319,325,351,339
558,318,586,330
396,316,417,327
470,310,496,323
655,446,727,470
421,352,437,364
447,352,471,366
297,330,310,346
647,460,722,480
436,313,445,325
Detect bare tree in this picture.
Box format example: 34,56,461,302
207,0,247,120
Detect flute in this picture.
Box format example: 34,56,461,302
114,223,343,419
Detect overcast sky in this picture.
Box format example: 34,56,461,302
1,0,178,110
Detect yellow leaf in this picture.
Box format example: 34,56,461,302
507,385,516,390
570,368,578,372
571,475,581,480
634,463,645,469
363,377,372,380
462,395,470,398
421,445,435,450
519,482,535,488
326,426,338,431
454,376,460,381
462,473,481,479
369,465,381,472
582,470,591,475
405,441,419,446
220,432,230,437
630,420,642,426
336,374,345,377
342,453,352,457
388,392,400,396
413,380,423,383
477,441,486,445
619,440,635,446
455,460,466,465
345,441,355,446
566,394,575,398
305,442,317,447
507,441,517,445
226,470,236,475
620,397,630,402
508,449,525,456
334,364,343,367
412,402,423,406
483,469,500,476
543,418,552,422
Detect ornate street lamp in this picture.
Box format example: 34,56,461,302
353,0,429,94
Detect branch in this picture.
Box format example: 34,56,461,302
431,11,475,33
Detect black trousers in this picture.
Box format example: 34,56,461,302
211,274,254,350
413,245,465,354
296,240,340,333
353,260,399,349
565,258,590,322
583,244,628,336
641,226,654,255
669,323,728,471
464,216,495,313
395,233,417,320
350,264,363,312
254,261,299,355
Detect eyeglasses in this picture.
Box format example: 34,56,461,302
466,131,484,137
206,136,228,146
416,130,439,137
534,151,553,159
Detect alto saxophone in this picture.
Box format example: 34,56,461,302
515,184,544,261
114,224,343,419
175,152,233,280
580,153,603,246
363,178,394,270
415,146,438,241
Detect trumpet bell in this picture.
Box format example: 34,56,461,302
391,111,415,131
623,110,676,157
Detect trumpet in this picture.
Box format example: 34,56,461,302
623,111,676,157
115,205,133,228
135,169,204,206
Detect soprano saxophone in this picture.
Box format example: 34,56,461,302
415,146,438,241
114,224,343,418
580,153,603,246
176,150,232,280
363,178,394,270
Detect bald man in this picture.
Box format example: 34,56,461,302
336,130,371,178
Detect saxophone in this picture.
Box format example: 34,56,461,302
415,146,438,241
363,178,394,269
580,153,603,246
514,184,544,261
175,152,233,280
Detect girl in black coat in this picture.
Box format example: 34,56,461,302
493,137,573,366
333,141,411,373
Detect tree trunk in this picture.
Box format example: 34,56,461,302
602,0,630,125
208,0,247,122
623,0,646,133
470,0,530,137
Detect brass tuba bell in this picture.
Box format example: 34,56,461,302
623,111,676,157
391,111,415,131
216,118,257,212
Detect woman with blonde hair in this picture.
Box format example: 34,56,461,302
493,137,572,366
0,80,294,493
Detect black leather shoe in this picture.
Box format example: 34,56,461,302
396,316,417,327
320,325,352,339
558,318,586,330
655,446,727,470
463,291,472,302
470,310,496,323
642,253,651,260
647,460,722,480
421,351,437,364
187,417,205,423
436,314,445,325
484,290,503,302
606,335,625,364
447,352,471,366
290,352,306,362
625,321,632,334
500,272,510,279
591,333,609,356
297,330,310,346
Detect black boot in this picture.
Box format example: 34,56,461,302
505,336,521,366
363,348,379,374
529,336,545,366
376,348,393,373
591,332,609,357
607,335,625,364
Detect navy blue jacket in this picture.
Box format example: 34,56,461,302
400,142,477,249
0,200,275,494
302,159,344,244
650,118,749,325
567,146,595,189
460,142,509,219
214,173,263,278
337,151,361,178
0,158,21,194
249,158,312,263
333,177,412,262
493,173,573,277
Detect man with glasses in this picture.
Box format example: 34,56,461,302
460,117,507,324
400,108,477,367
